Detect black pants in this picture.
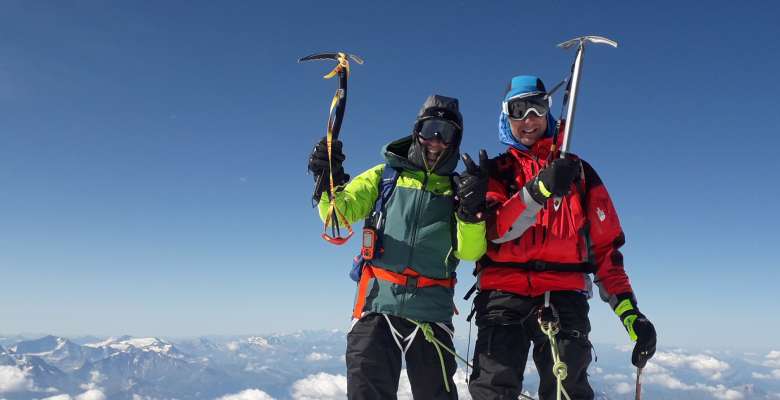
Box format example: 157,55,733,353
346,313,458,400
468,291,594,400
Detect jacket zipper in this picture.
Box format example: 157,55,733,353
407,172,429,267
400,171,429,316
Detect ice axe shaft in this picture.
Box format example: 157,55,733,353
635,366,643,400
557,36,618,157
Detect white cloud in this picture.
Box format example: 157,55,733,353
641,361,670,375
0,365,33,393
291,372,347,400
75,389,107,400
42,395,72,400
289,369,473,400
397,369,472,400
304,352,333,362
132,395,164,400
652,351,730,379
694,383,744,400
79,370,105,391
89,370,103,384
217,388,275,400
603,373,629,380
643,371,693,390
752,369,780,380
765,350,780,368
70,370,106,400
614,382,633,394
615,344,633,352
688,355,730,380
639,361,744,400
453,369,472,400
226,342,240,352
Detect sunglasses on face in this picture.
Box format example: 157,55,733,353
503,97,549,120
417,118,461,144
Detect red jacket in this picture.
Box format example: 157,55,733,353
477,136,633,301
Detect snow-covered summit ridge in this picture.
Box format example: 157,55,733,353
85,336,175,354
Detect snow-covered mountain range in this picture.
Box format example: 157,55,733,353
0,331,778,399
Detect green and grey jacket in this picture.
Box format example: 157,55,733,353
318,136,486,323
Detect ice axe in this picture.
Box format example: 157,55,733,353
555,35,618,158
299,51,364,245
635,366,643,400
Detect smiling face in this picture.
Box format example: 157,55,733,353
418,136,450,169
509,113,548,147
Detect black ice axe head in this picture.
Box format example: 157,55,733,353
554,35,618,156
298,52,364,65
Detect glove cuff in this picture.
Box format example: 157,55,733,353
613,292,641,341
524,178,550,205
457,208,484,223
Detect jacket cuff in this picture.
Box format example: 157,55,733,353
454,215,487,261
612,292,639,319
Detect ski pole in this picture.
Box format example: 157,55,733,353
299,51,363,245
556,36,618,158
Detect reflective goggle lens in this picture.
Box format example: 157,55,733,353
417,118,460,144
505,98,548,120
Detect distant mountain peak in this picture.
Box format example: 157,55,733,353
9,335,75,355
86,336,175,355
247,336,272,349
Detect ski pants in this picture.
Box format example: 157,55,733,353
346,313,458,400
468,290,594,400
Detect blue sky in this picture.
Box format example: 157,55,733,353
1,1,778,349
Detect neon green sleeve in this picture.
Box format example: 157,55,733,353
317,164,384,225
453,215,487,261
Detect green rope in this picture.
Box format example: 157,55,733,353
406,318,479,393
406,318,544,400
405,318,538,400
539,319,572,400
418,322,451,393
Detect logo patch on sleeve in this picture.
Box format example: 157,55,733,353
596,207,606,222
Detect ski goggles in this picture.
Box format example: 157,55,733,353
416,118,461,144
503,97,549,120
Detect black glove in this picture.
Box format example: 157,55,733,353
614,293,657,368
525,158,580,205
631,315,657,368
308,137,349,188
453,149,489,223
